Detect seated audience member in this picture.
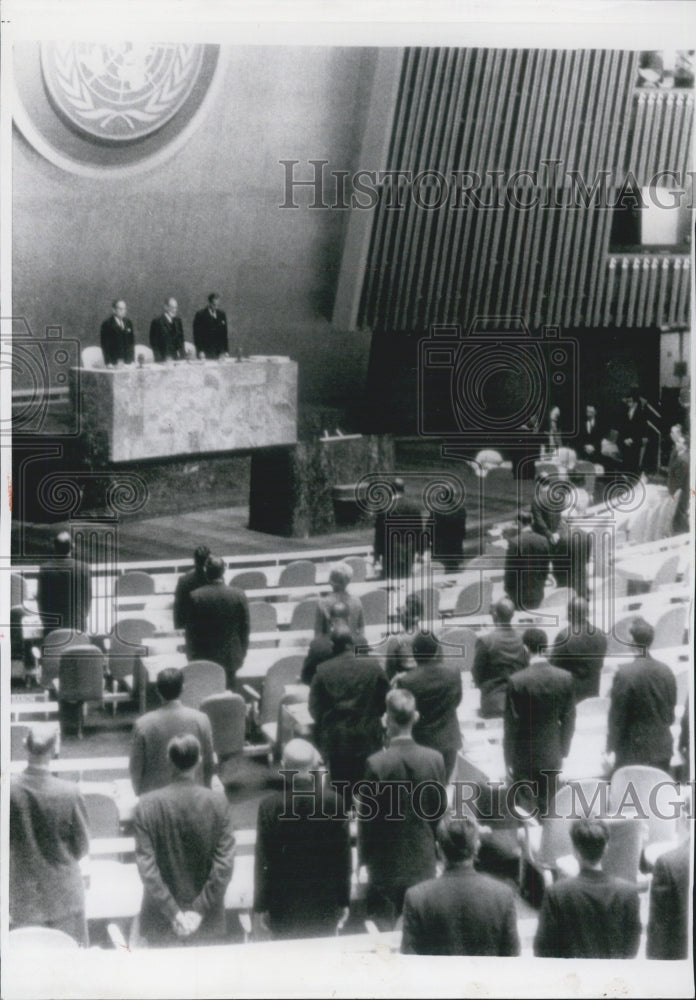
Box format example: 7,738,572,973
302,600,367,686
37,530,92,636
314,562,365,639
10,725,90,945
550,596,607,702
472,597,527,718
504,628,575,813
358,689,447,927
173,544,211,630
133,734,235,947
504,512,550,611
647,793,691,960
606,617,677,774
401,815,520,956
533,818,641,959
385,594,422,681
309,624,389,805
254,740,351,939
186,555,250,691
396,632,462,779
129,667,214,796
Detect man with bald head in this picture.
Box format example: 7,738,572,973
472,598,527,718
254,740,351,939
550,596,607,702
37,530,92,636
150,296,185,361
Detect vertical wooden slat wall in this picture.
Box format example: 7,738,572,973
356,47,692,333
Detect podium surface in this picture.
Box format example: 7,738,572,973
71,356,297,462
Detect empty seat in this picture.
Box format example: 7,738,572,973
112,617,158,644
58,645,105,739
83,791,120,839
133,344,154,363
11,573,25,607
199,692,250,782
115,572,155,598
180,660,226,710
437,626,477,672
344,556,368,583
278,561,316,588
245,656,305,749
289,598,320,632
609,765,677,853
248,602,278,633
453,578,493,617
360,589,389,628
9,927,79,949
11,724,30,760
229,570,268,591
81,346,105,368
540,587,572,611
652,605,687,649
653,553,681,588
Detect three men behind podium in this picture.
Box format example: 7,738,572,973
100,294,230,364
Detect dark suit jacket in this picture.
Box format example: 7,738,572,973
254,786,351,936
186,581,250,685
647,839,690,960
618,401,648,473
576,417,603,459
374,494,424,579
531,492,562,545
552,523,592,597
100,315,135,366
192,307,229,359
37,555,92,634
550,624,608,702
134,775,235,944
172,567,207,630
504,658,576,779
10,766,89,926
431,504,467,571
504,528,550,611
607,654,677,770
149,313,185,362
396,662,463,763
534,869,641,958
301,631,369,687
401,865,520,956
129,700,215,795
359,737,446,895
473,626,528,717
314,591,365,639
309,651,388,759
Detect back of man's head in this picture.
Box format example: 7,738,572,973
26,724,58,759
168,733,200,772
412,631,441,665
157,667,184,702
629,616,654,647
571,818,609,865
492,597,515,625
205,555,226,582
330,623,354,655
194,545,211,570
437,815,479,864
522,627,548,657
386,688,417,730
53,531,71,556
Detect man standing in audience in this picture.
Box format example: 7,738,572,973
37,530,92,636
504,512,550,611
472,597,528,718
534,819,641,958
401,815,520,956
504,628,576,812
550,596,607,703
358,689,447,927
309,625,389,805
173,544,211,630
531,477,563,549
100,298,135,366
186,555,250,691
385,594,422,681
618,386,649,476
577,403,603,460
129,667,214,796
646,794,691,960
373,477,424,580
10,725,90,945
302,600,367,686
193,293,229,359
395,632,462,780
150,296,185,362
552,491,592,596
606,617,677,773
254,739,351,939
134,734,235,947
431,497,468,572
313,561,365,640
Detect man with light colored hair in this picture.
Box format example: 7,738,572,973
314,561,365,639
254,739,351,939
10,724,90,945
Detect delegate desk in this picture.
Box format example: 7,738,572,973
71,356,297,462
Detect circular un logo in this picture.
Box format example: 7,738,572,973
41,42,205,142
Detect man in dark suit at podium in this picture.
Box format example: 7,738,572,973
193,293,229,359
100,299,135,366
150,296,185,362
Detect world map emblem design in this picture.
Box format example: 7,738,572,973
41,42,206,141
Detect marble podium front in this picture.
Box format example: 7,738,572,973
71,356,298,462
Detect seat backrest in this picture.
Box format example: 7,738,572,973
112,617,158,644
360,589,389,628
289,598,320,632
454,578,493,617
11,724,30,760
653,553,680,588
653,604,687,649
106,632,146,683
229,570,268,590
81,346,105,369
248,602,278,633
540,587,572,611
180,660,226,709
200,692,247,757
574,696,610,732
83,791,120,838
43,628,86,651
134,344,154,364
644,503,662,544
58,646,105,702
656,498,676,543
115,572,155,598
609,765,677,847
344,556,368,583
9,926,79,949
260,656,305,726
11,573,25,607
278,560,316,587
605,615,640,657
602,817,647,883
474,449,503,468
437,626,478,671
628,506,649,545
536,780,610,870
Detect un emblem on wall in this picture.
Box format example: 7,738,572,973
41,42,205,142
